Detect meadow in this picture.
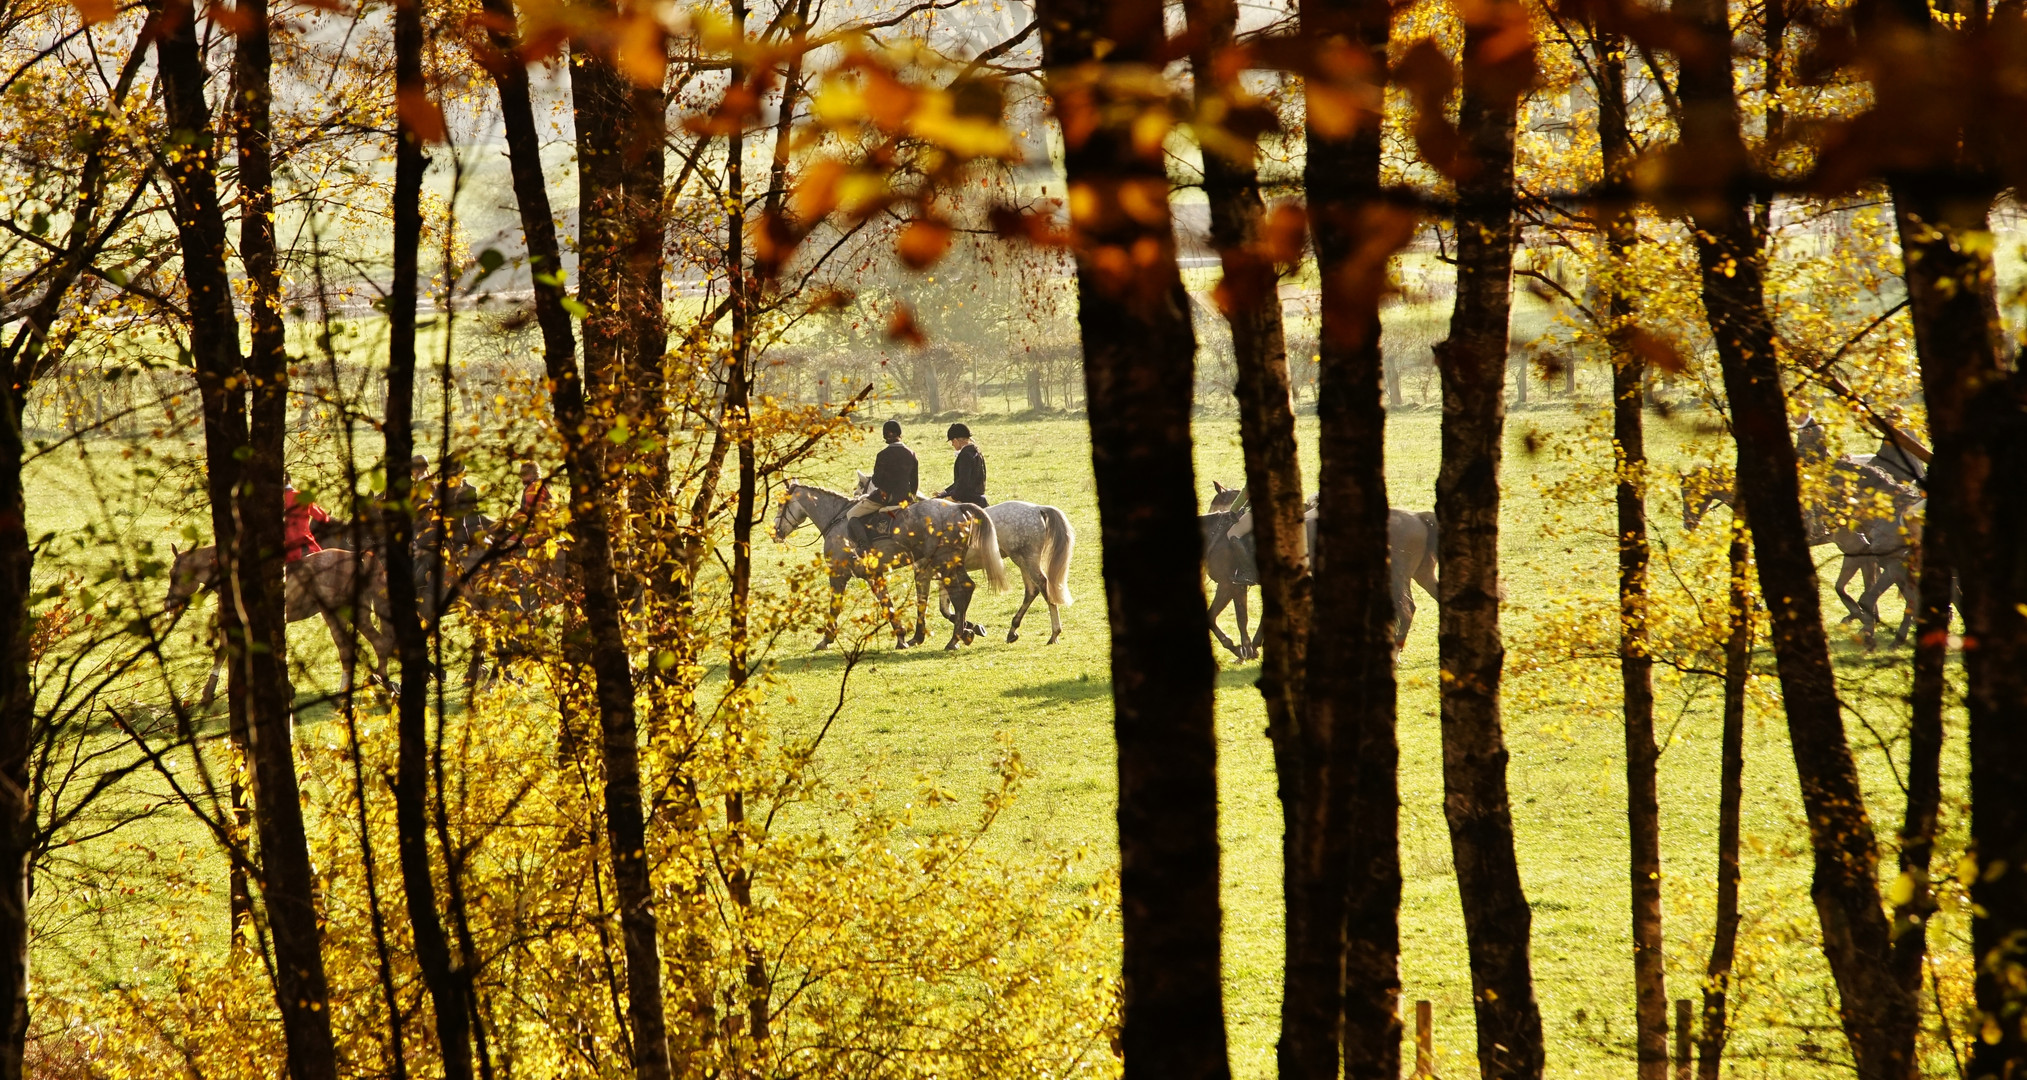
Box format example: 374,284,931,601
26,389,1958,1079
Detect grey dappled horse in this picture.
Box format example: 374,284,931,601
1205,483,1440,658
773,481,1009,650
166,544,396,703
1681,431,1927,644
851,471,1078,645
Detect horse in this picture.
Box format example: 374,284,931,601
774,481,1009,650
1208,484,1441,657
166,543,396,704
1201,483,1258,659
851,471,1077,645
1680,453,1924,643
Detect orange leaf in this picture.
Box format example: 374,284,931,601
1625,327,1687,374
887,306,926,347
398,87,448,145
613,14,666,89
896,218,953,271
1260,202,1308,266
70,0,116,23
205,1,255,35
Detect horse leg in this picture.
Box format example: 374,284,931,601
322,610,356,697
1008,579,1040,644
818,578,848,649
1206,584,1243,657
912,569,930,647
945,572,976,650
1234,586,1256,660
869,574,910,649
1834,555,1874,625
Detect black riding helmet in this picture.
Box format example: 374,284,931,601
882,420,903,441
946,423,971,440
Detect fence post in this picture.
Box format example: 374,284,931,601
1675,998,1693,1080
1413,999,1435,1078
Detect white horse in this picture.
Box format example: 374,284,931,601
853,471,1078,645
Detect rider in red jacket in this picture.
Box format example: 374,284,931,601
283,481,330,563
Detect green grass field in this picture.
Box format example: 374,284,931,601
27,397,1962,1079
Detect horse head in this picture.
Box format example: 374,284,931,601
773,481,808,541
853,470,873,497
164,544,218,610
1679,466,1730,532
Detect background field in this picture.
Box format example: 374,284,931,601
28,396,1960,1079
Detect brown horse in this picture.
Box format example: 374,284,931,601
166,544,396,702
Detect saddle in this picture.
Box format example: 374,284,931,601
851,505,906,549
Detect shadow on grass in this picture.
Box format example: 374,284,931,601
990,663,1260,706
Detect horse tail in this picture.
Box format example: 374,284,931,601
968,506,1010,592
1040,505,1075,607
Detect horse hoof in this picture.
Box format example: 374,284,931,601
815,639,835,651
1006,630,1020,643
1047,632,1060,645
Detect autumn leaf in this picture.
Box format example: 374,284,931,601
886,305,926,346
613,14,667,89
70,0,117,24
205,1,255,35
896,218,953,271
398,87,448,145
1625,327,1688,374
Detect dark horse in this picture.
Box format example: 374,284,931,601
774,481,1009,650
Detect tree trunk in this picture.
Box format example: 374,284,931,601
154,3,338,1076
0,37,148,1080
1881,74,2019,1080
382,0,476,1072
1183,1,1331,1073
1433,4,1543,1077
1697,518,1752,1080
1300,0,1404,1075
1036,1,1230,1075
1597,33,1668,1080
484,14,675,1078
1670,0,1917,1072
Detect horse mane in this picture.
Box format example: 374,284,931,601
790,481,856,501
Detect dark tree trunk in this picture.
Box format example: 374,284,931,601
1670,0,1917,1072
1876,29,2020,1067
1183,0,1327,1072
1697,519,1752,1080
381,0,475,1073
1892,537,1947,989
1596,32,1668,1080
0,37,147,1080
1036,0,1230,1075
483,13,674,1078
154,3,338,1076
1433,4,1543,1077
0,336,30,1080
1300,0,1404,1075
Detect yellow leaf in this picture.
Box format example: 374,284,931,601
70,0,116,22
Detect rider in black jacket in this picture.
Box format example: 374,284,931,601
846,420,918,542
936,423,988,507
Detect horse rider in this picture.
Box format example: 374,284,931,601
934,422,988,507
283,477,330,563
845,420,918,546
435,455,485,548
517,462,552,518
1216,488,1262,586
